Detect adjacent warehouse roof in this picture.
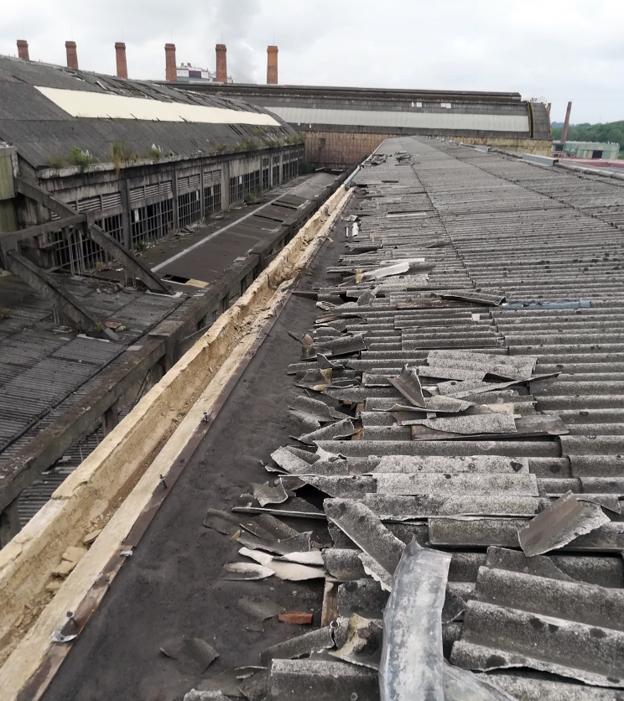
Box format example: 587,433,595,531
0,56,295,170
171,82,550,140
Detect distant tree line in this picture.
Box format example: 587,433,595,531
551,120,624,154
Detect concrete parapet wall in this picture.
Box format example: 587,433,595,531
0,182,351,698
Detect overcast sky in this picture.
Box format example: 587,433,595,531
2,0,621,123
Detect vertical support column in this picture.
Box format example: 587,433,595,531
267,45,278,84
103,401,120,434
16,39,30,61
165,43,176,81
0,500,21,548
172,165,179,231
115,41,128,79
65,40,78,70
215,44,227,82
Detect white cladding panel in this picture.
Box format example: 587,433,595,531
36,86,281,126
266,106,529,133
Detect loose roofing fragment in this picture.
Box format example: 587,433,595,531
388,364,425,406
518,491,611,556
251,480,289,507
389,396,473,415
313,334,368,358
435,290,506,306
237,596,282,621
159,636,219,673
330,614,383,670
239,547,325,580
324,499,405,583
268,658,378,700
427,349,538,382
270,446,313,474
297,418,358,445
221,562,274,581
261,619,349,664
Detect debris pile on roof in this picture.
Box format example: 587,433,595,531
183,139,624,699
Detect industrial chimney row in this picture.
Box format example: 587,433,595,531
13,39,280,84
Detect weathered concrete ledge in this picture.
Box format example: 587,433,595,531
0,183,351,699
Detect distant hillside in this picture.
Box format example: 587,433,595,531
551,121,624,151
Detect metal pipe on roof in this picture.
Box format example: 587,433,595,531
561,101,572,144
16,40,29,61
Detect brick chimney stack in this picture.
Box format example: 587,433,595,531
16,39,30,61
267,45,278,84
115,42,128,79
215,43,227,82
165,43,176,81
65,40,78,70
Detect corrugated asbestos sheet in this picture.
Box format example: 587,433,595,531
209,137,624,699
0,56,292,168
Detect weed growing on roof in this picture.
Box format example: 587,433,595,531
68,147,96,171
110,141,138,173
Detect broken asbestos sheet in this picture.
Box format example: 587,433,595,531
518,491,612,556
426,349,538,382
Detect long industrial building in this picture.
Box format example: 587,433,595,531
2,35,624,701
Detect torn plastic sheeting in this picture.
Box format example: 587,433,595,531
388,364,425,406
380,541,508,701
427,349,538,382
518,491,611,556
380,540,451,700
297,418,358,445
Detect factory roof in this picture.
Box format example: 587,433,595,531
0,56,295,170
41,137,624,699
